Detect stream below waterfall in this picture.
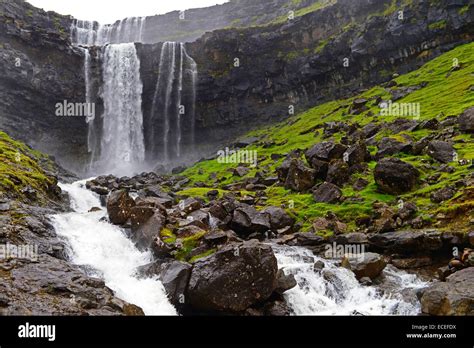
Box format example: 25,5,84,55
51,180,428,316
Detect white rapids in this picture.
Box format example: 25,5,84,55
50,180,176,315
273,245,427,316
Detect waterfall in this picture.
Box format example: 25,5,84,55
71,17,147,46
96,43,146,175
273,245,427,315
149,42,198,163
51,180,176,315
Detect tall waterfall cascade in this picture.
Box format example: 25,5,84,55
70,19,198,175
71,18,147,46
149,41,198,163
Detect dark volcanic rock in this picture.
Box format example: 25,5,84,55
132,212,166,250
459,107,474,133
374,158,419,195
262,207,295,230
369,230,443,254
230,205,271,236
346,252,387,280
427,141,455,164
107,190,136,225
187,240,278,313
312,182,342,203
430,186,456,203
326,160,350,187
284,159,316,192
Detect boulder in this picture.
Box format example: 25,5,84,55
369,230,443,254
459,107,474,132
132,212,166,250
284,159,316,192
136,260,192,307
274,270,297,295
179,198,202,214
312,182,342,203
262,207,295,230
427,140,455,164
230,205,271,235
344,142,369,166
346,252,387,280
421,267,474,316
106,190,136,225
374,158,419,194
326,160,350,187
305,141,347,164
234,166,250,177
430,186,456,203
376,137,412,158
187,240,278,313
391,256,432,269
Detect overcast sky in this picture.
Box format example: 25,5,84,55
27,0,229,23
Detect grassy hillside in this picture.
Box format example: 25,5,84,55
180,42,474,234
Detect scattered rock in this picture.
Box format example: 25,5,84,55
312,182,342,204
187,240,278,313
459,107,474,133
262,207,295,230
106,190,136,225
427,140,455,164
346,252,387,280
374,158,419,195
430,186,456,203
284,159,316,192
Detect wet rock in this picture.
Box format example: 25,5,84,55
421,267,474,316
132,212,166,250
427,140,455,164
230,205,271,236
175,225,207,238
369,230,443,254
294,233,325,247
374,158,419,195
459,107,474,133
335,233,369,245
284,159,316,192
106,190,136,225
187,240,278,313
136,260,192,308
430,186,456,203
262,207,295,230
274,270,297,295
179,198,202,214
130,206,156,231
312,182,342,203
346,252,387,280
203,230,228,246
391,257,432,269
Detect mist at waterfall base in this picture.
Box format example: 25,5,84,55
71,19,199,177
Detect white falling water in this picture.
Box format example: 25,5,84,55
97,43,146,175
273,246,426,315
71,18,147,46
150,42,198,162
50,180,176,315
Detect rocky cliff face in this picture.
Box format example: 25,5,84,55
183,0,474,148
1,0,473,174
0,0,88,172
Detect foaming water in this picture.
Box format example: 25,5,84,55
273,245,426,315
51,180,176,315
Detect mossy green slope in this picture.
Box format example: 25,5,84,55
181,42,474,234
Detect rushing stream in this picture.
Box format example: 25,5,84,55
51,180,427,316
50,180,176,315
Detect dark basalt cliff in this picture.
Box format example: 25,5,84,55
0,0,473,173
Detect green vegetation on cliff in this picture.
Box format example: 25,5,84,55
181,42,474,234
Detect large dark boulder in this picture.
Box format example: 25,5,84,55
187,240,278,313
284,159,316,192
374,158,419,195
326,159,350,187
262,207,295,230
132,212,166,250
369,230,443,254
106,190,136,225
459,107,474,133
305,141,347,163
312,182,342,203
230,205,271,235
427,141,455,164
376,137,412,158
421,267,474,316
